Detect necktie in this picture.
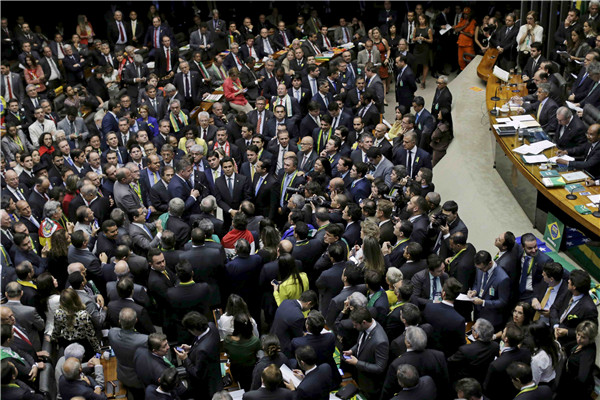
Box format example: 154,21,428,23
255,175,264,195
406,150,412,177
431,276,439,299
560,296,578,323
227,176,234,196
256,113,262,134
213,169,219,180
154,28,159,48
363,153,368,163
151,98,157,111
534,286,554,320
201,34,206,47
185,74,191,97
5,75,13,100
588,81,599,98
250,164,255,180
166,48,171,71
162,356,174,367
519,256,532,293
343,27,349,43
13,326,32,346
586,143,596,161
281,31,288,46
33,98,38,108
143,225,153,238
482,271,490,291
118,22,125,42
537,102,543,119
357,331,366,354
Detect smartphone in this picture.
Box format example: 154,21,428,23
343,355,351,360
95,353,101,358
271,279,279,285
145,209,152,220
176,347,184,352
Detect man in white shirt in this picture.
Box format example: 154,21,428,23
28,107,56,145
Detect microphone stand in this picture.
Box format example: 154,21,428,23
490,83,501,116
566,186,577,200
593,200,600,218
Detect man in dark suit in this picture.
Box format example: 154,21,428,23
146,250,176,332
517,233,553,302
244,364,294,400
107,10,131,49
553,269,599,346
270,290,317,357
252,159,277,220
168,159,201,217
108,307,149,398
412,97,436,153
348,161,372,203
569,52,597,102
62,45,85,85
174,312,222,399
521,84,559,133
342,203,362,249
532,262,570,325
431,75,453,115
522,42,547,93
134,333,187,396
122,55,149,106
58,357,104,400
189,24,214,60
468,251,511,332
273,21,294,50
422,277,466,357
148,164,172,214
392,130,433,179
173,61,207,112
556,122,600,177
448,318,500,384
144,16,175,57
214,157,252,227
107,277,155,334
285,345,333,398
491,13,519,70
507,362,554,400
483,324,531,400
342,306,389,400
247,97,273,136
395,55,418,110
315,243,347,316
554,107,587,150
155,36,179,85
381,326,450,400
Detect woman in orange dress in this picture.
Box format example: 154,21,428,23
24,55,46,93
372,27,391,98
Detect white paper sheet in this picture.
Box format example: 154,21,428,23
566,101,583,112
561,171,591,182
587,194,600,204
527,140,555,154
513,144,532,155
511,115,536,121
495,118,512,123
456,294,474,302
548,155,575,162
280,364,303,388
523,155,549,163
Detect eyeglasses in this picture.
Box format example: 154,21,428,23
436,81,444,85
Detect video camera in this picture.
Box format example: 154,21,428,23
307,195,332,208
285,185,305,194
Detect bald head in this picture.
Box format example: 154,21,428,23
63,357,82,380
279,239,293,254
114,260,129,276
329,177,345,192
0,306,14,324
67,262,85,274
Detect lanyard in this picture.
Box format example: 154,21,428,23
516,385,538,397
391,238,409,251
317,128,332,152
280,170,298,194
448,248,466,272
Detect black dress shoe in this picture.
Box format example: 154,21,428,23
416,77,421,84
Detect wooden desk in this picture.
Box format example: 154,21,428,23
485,74,600,238
101,355,128,398
477,48,499,81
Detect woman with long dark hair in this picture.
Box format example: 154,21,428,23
527,321,560,386
272,253,308,306
223,315,261,391
38,132,55,165
47,229,71,288
430,107,454,166
36,272,61,341
257,225,280,264
24,55,46,93
313,156,332,178
217,294,259,340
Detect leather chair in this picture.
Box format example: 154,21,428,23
582,103,600,128
553,72,568,103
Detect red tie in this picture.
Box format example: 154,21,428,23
368,51,372,62
325,37,331,48
6,75,13,100
281,32,288,46
118,22,125,42
249,47,253,57
343,28,349,42
13,326,32,346
166,48,171,71
236,55,242,67
218,66,226,80
154,29,159,47
256,113,262,134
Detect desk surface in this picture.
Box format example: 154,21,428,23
486,75,600,236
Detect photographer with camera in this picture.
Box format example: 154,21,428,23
365,147,394,188
430,200,469,259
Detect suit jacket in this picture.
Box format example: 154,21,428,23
155,46,179,79
484,347,532,400
492,25,519,62
253,173,278,220
107,298,155,334
242,387,294,400
68,246,106,291
263,75,292,99
165,215,191,250
300,41,322,58
392,147,433,179
554,293,599,344
447,340,500,384
522,55,547,82
423,301,466,357
315,261,346,316
239,65,261,100
106,281,150,307
167,281,211,341
108,328,148,388
472,265,511,329
445,243,476,295
190,30,214,51
356,103,381,131
372,157,394,189
270,299,306,357
349,321,389,398
107,20,132,46
342,221,362,249
348,178,371,203
556,115,587,150
1,71,25,103
134,347,186,396
291,333,340,389
113,181,142,213
148,180,169,213
181,322,222,398
390,376,438,400
431,86,453,115
122,63,150,99
179,245,224,306
381,349,449,400
214,173,252,214
168,174,200,215
58,375,104,400
295,364,332,400
247,109,274,134
357,48,381,69
62,53,84,84
396,66,417,109
4,301,44,351
144,25,174,48
571,67,595,102
523,97,559,133
129,223,161,256
566,139,600,177
365,74,385,108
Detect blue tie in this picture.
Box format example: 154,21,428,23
519,256,531,293
280,174,291,206
255,176,264,196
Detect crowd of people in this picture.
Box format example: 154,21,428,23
1,2,599,400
